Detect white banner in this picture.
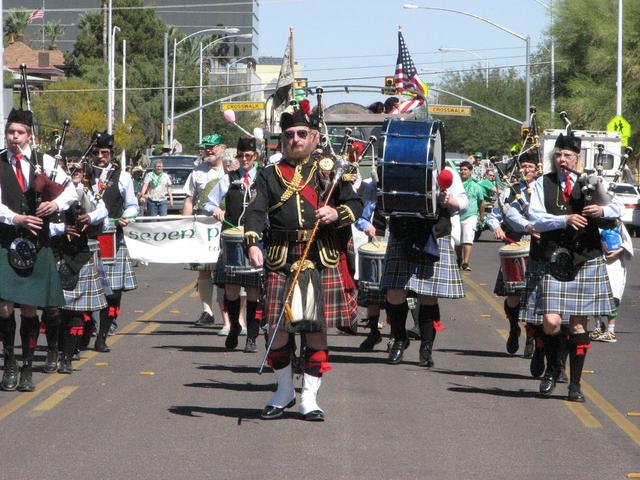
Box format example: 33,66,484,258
123,215,221,264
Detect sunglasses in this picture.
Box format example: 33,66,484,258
283,129,309,140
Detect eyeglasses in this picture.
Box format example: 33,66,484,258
283,129,309,140
553,151,577,159
236,152,255,159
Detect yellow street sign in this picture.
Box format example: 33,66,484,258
607,115,631,147
428,104,472,116
220,102,265,112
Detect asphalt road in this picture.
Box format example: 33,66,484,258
0,237,638,480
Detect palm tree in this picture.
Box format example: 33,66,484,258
4,9,30,44
43,21,66,50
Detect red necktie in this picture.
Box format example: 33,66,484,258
14,152,26,193
563,174,572,201
243,171,250,188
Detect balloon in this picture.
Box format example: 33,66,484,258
253,127,264,140
223,110,236,123
437,169,453,189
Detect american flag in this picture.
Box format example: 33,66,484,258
394,31,428,98
27,9,45,24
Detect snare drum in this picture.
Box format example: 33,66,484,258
358,242,387,290
222,226,261,274
378,119,444,218
96,224,117,265
499,241,530,290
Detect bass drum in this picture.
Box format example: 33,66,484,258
378,119,445,218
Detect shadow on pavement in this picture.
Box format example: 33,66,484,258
434,369,536,381
169,405,297,421
437,348,514,359
153,345,229,353
184,380,273,392
329,353,388,365
448,384,565,400
197,364,261,374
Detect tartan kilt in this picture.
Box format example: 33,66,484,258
519,259,546,325
539,256,614,317
265,265,354,332
103,240,137,292
213,255,263,289
357,285,386,308
63,258,108,312
381,235,464,299
493,268,525,297
0,244,65,308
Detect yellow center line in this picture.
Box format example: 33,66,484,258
28,386,78,417
496,328,509,342
466,292,477,302
563,401,602,428
136,322,161,336
465,275,640,446
0,281,194,423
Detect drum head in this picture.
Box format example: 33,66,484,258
223,226,244,237
379,119,444,217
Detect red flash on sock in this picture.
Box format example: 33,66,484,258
82,313,92,322
433,321,445,332
107,306,116,317
576,344,591,356
70,326,84,337
28,338,38,349
39,323,46,334
307,350,332,374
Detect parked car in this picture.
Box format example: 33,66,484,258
610,182,640,235
147,155,199,213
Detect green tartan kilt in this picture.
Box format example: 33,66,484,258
0,245,65,308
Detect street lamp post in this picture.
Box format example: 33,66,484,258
438,47,489,88
226,55,254,88
404,4,531,121
169,27,239,147
198,34,252,141
108,25,120,135
533,0,555,121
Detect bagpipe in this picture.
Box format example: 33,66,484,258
18,64,69,205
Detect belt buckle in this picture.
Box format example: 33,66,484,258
296,230,307,242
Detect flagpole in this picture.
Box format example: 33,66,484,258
42,0,45,49
288,27,295,100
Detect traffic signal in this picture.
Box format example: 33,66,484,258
383,76,395,95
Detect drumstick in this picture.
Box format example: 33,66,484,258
503,236,518,244
371,237,381,248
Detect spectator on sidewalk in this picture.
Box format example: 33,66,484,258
457,161,484,271
140,160,173,216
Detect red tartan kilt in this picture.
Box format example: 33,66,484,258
264,265,357,331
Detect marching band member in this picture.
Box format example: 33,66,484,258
205,137,263,353
0,108,77,391
354,175,386,351
182,134,226,327
381,160,468,367
88,132,139,353
486,154,539,357
243,107,363,421
527,133,622,402
48,157,109,373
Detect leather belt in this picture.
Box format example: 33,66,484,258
270,229,313,243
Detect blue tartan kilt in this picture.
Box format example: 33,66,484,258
356,285,386,308
63,258,108,312
213,256,263,289
539,256,614,317
519,259,546,325
493,268,525,297
381,235,464,299
104,240,137,292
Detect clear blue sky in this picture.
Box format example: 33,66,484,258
259,0,551,105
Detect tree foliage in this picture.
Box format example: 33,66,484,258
4,9,30,45
552,0,640,146
437,67,524,156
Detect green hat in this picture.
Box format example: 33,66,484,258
473,151,483,158
202,133,225,147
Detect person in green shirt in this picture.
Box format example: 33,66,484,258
457,161,484,271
